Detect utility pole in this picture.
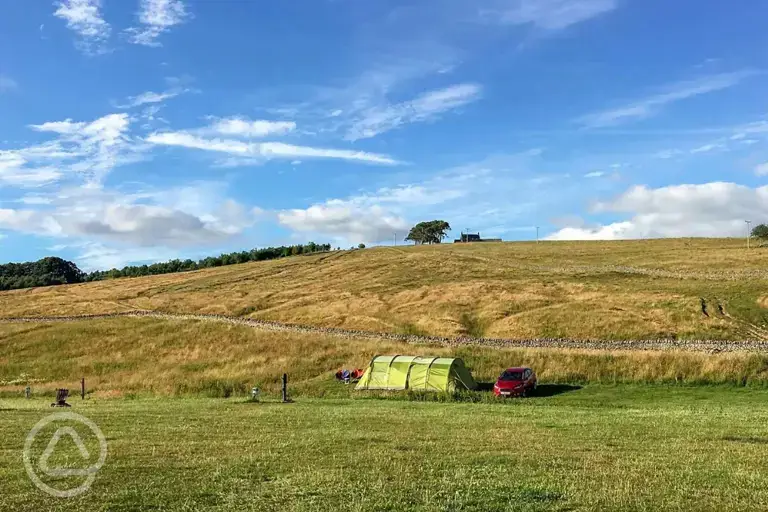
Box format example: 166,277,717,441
536,226,540,243
746,220,752,249
393,231,396,246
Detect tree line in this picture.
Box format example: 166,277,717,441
0,242,332,291
87,242,333,281
0,257,86,291
0,219,455,292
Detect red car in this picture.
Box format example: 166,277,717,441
494,367,537,397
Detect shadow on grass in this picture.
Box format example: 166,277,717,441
474,383,582,397
531,384,582,397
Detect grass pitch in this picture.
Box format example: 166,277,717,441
2,385,768,511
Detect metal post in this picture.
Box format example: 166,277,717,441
536,226,540,243
282,373,287,402
746,220,752,249
81,378,85,400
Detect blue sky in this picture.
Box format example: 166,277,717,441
1,0,768,270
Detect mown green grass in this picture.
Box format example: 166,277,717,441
2,385,768,511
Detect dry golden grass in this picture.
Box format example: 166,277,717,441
1,238,768,340
1,318,767,397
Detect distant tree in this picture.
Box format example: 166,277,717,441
751,224,768,241
405,220,451,245
358,243,366,249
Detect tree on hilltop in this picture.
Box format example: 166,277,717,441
405,220,451,245
752,224,768,242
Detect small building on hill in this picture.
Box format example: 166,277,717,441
454,232,502,243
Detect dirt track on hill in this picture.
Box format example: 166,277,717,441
2,310,768,354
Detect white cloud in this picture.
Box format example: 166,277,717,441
147,131,400,165
126,0,191,47
119,89,187,108
29,119,86,134
346,83,482,140
0,150,62,187
0,76,17,92
259,142,399,164
278,203,409,245
690,143,724,154
496,0,617,30
584,171,605,178
0,113,140,187
0,183,257,252
68,203,240,246
578,71,757,128
53,0,111,54
276,178,473,245
548,182,768,240
206,117,296,138
756,163,768,176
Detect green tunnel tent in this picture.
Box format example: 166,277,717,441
355,355,478,392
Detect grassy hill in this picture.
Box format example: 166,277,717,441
2,238,768,341
3,317,767,397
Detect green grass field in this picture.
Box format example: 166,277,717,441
3,385,768,511
4,239,768,510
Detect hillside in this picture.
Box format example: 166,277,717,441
2,238,768,341
2,317,767,397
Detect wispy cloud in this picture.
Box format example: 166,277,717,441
690,143,725,154
0,76,18,92
493,0,617,30
756,163,768,176
53,0,111,55
577,71,758,128
346,83,482,140
126,0,191,47
0,113,142,186
118,88,187,108
146,132,400,165
584,171,605,178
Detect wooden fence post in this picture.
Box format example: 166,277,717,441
81,378,85,400
282,373,287,402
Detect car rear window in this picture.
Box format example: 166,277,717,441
499,371,524,381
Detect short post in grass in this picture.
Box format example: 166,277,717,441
81,378,85,400
25,386,31,399
282,373,288,403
